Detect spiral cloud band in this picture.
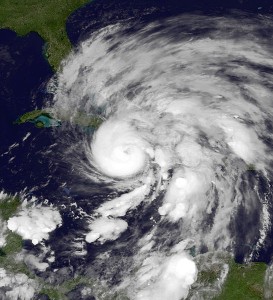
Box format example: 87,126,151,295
51,14,273,299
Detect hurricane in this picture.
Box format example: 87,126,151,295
48,13,273,299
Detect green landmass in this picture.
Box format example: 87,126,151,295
73,112,104,128
198,266,221,285
0,255,31,276
2,231,23,255
14,110,51,124
0,230,29,276
40,276,93,300
247,164,256,171
0,196,21,221
15,110,62,128
40,287,61,300
15,109,104,130
191,252,268,300
214,261,267,300
0,0,90,69
0,195,28,275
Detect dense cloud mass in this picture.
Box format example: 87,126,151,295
8,205,62,245
50,14,273,299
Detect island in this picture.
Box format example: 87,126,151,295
15,109,104,130
14,110,61,128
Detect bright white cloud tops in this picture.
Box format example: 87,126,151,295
134,253,197,300
7,205,62,245
86,217,128,243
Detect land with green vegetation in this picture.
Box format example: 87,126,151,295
40,276,94,300
247,164,256,171
214,261,267,300
38,258,269,300
0,231,28,275
0,195,21,220
15,109,104,129
0,195,26,274
15,110,61,128
15,110,52,124
198,266,222,285
193,251,268,300
73,112,104,128
0,0,90,69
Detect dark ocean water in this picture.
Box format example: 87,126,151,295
66,0,273,46
0,29,56,194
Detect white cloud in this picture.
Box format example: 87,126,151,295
0,268,38,300
23,254,49,272
96,184,149,218
0,191,8,200
0,191,10,247
86,217,128,244
264,262,273,299
91,120,150,178
218,117,265,165
158,168,210,222
86,184,149,245
134,252,197,300
0,219,7,248
7,205,62,245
